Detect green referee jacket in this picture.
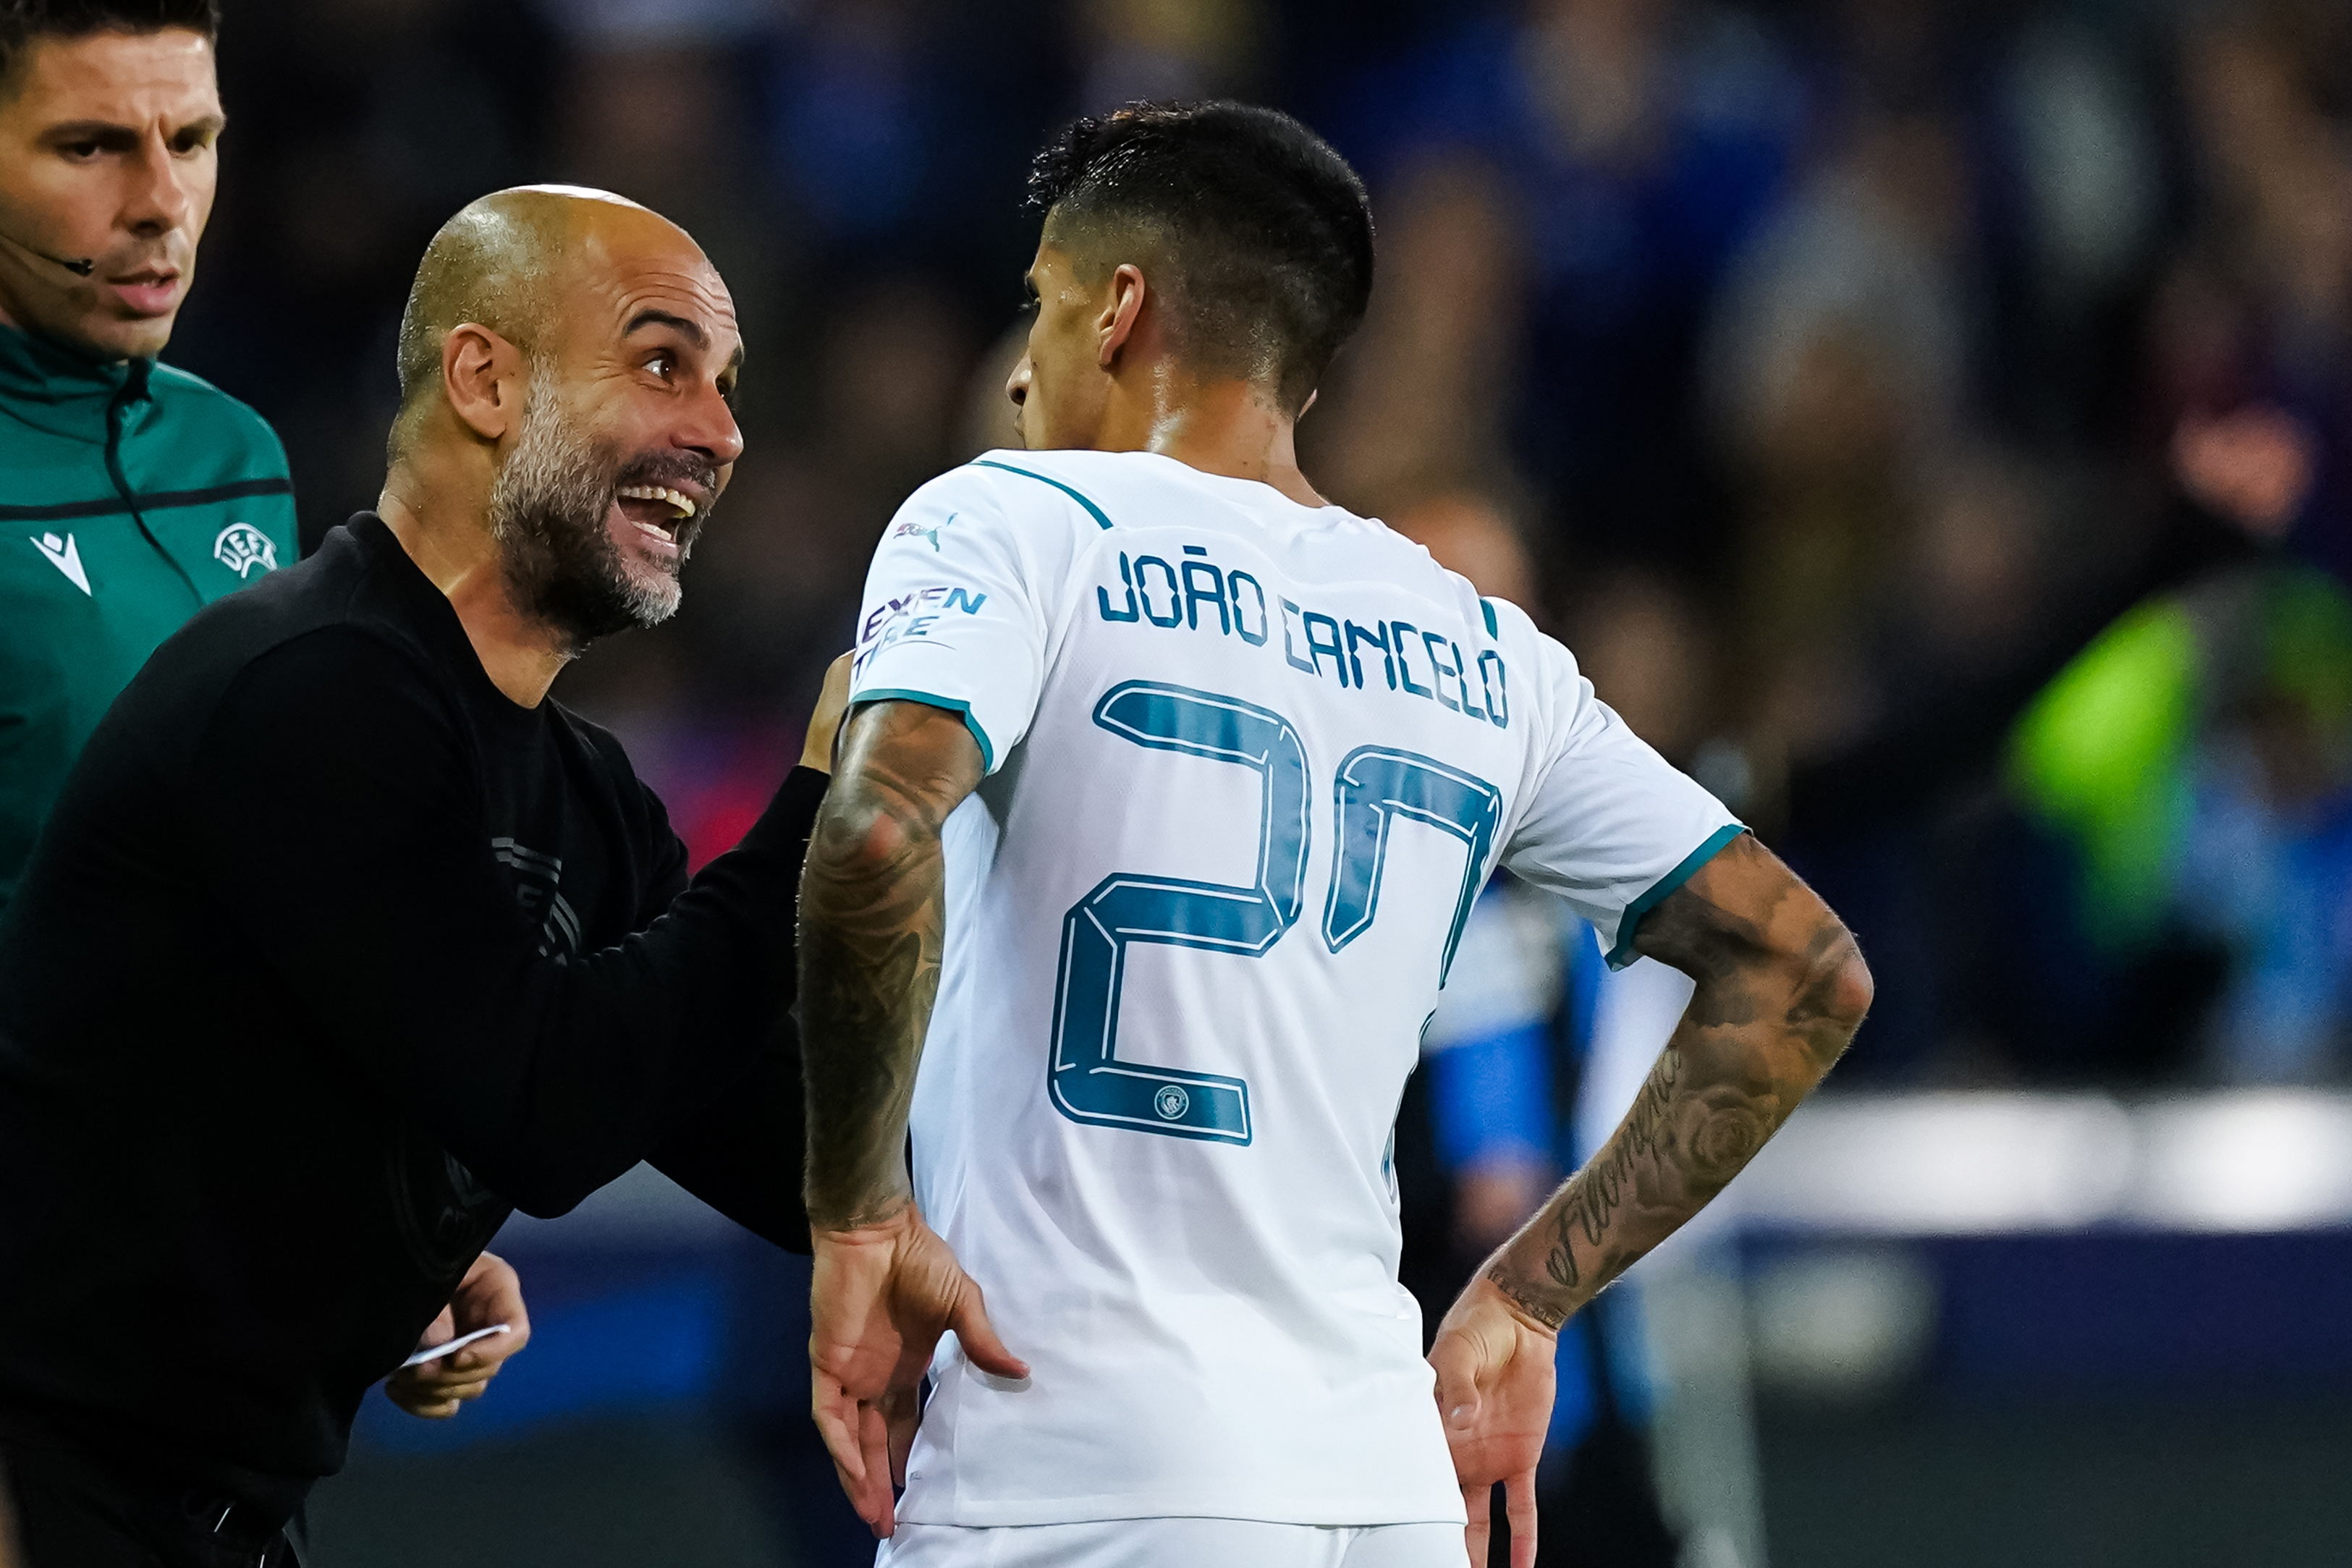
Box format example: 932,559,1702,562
0,321,297,912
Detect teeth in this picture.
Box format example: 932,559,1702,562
617,484,696,519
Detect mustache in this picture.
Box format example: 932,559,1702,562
615,452,719,499
91,237,188,279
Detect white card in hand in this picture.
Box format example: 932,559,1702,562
400,1323,512,1368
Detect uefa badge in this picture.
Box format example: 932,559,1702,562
213,522,278,579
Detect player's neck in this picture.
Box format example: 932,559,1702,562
1120,374,1328,509
376,472,570,710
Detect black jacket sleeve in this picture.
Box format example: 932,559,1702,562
643,766,829,1254
646,1018,815,1253
186,629,812,1219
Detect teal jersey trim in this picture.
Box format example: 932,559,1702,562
970,459,1114,530
1604,823,1747,970
1481,599,1500,638
858,687,997,772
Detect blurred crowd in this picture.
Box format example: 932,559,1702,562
170,0,2352,1090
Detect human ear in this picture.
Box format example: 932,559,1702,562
441,323,527,442
1098,263,1146,370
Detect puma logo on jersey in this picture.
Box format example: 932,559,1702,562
892,512,959,551
213,522,277,578
30,532,91,596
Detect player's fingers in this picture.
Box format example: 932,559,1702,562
402,1307,457,1368
884,1386,921,1489
419,1305,455,1344
857,1399,896,1536
824,1446,869,1532
384,1373,442,1417
947,1284,1028,1381
810,1380,869,1488
829,1425,889,1539
406,1368,488,1397
1462,1480,1492,1567
1429,1331,1479,1422
1432,1357,1484,1475
805,650,858,771
447,1332,526,1376
405,1363,486,1397
1505,1469,1539,1568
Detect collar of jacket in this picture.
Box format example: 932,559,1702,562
0,319,153,446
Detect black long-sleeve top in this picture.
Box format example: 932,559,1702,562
0,513,821,1511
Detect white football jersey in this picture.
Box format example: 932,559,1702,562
848,449,1741,1528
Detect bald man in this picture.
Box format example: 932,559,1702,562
0,187,833,1567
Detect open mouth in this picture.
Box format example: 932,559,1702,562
614,483,698,552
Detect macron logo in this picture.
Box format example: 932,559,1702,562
30,532,90,596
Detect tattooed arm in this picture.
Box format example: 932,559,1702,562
1486,832,1869,1321
799,699,978,1229
1430,831,1871,1567
798,699,1026,1538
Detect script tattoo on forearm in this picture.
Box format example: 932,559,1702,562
1487,834,1869,1331
798,703,981,1232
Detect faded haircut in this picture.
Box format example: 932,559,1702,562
1028,101,1374,415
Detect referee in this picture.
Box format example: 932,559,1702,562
0,186,828,1567
0,0,296,914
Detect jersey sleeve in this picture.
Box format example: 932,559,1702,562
1499,614,1745,969
848,465,1063,773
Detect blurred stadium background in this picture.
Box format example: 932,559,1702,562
171,0,2352,1562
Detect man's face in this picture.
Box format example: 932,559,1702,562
0,28,222,360
1007,238,1116,451
490,219,744,647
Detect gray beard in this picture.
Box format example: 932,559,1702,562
488,385,688,651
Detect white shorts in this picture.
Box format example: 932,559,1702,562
875,1518,1465,1568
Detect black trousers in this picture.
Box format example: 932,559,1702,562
0,1439,305,1568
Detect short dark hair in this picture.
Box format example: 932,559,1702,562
0,0,219,85
1028,101,1374,415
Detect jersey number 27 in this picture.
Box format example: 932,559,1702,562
1047,681,1501,1145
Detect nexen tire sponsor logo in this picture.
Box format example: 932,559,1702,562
855,584,990,674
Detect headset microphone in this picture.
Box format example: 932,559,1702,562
0,229,96,276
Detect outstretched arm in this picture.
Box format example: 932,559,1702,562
164,631,839,1219
798,700,1027,1537
646,650,857,1254
1431,832,1871,1567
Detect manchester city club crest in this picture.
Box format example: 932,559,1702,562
1153,1083,1190,1121
213,522,277,578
